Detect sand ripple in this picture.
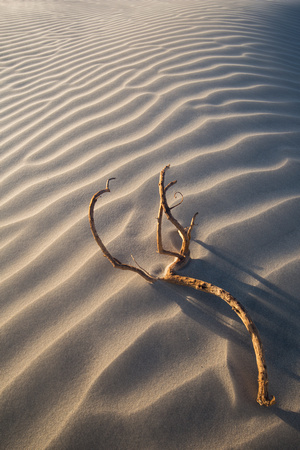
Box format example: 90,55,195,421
1,0,300,448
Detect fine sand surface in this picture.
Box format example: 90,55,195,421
1,0,300,448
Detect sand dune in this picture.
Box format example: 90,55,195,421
1,0,300,448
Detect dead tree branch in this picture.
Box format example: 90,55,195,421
89,165,275,407
89,178,156,283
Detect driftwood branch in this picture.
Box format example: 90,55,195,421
89,178,156,283
89,165,275,407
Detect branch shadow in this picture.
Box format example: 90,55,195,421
195,239,299,307
156,239,300,433
273,407,300,433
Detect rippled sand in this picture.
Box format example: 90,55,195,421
1,0,300,448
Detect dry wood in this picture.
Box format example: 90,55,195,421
89,165,275,407
89,178,156,283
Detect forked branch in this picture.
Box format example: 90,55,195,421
89,165,275,407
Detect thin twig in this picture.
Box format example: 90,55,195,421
157,177,183,260
159,165,190,256
170,191,184,210
89,179,156,283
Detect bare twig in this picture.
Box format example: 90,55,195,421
89,166,275,407
159,165,190,256
157,184,184,262
89,178,156,283
170,192,184,210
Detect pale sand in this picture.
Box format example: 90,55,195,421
1,0,300,448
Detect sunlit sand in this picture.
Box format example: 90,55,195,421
1,0,300,448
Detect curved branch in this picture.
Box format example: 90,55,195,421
157,165,274,406
89,178,117,266
89,179,156,283
161,272,275,407
170,191,184,210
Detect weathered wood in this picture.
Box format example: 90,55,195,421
89,166,275,407
89,178,156,283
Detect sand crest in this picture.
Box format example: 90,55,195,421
1,0,300,448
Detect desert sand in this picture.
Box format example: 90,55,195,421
1,0,300,448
